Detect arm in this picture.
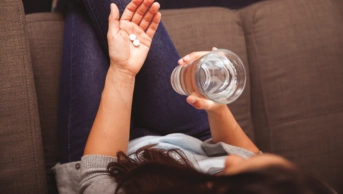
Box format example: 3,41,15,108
84,0,161,157
179,50,259,154
206,105,259,154
83,68,135,156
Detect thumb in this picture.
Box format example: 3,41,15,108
186,93,210,110
186,95,197,106
108,3,120,31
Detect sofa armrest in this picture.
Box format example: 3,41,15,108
0,0,47,193
239,0,343,192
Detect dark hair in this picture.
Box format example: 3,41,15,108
107,145,335,194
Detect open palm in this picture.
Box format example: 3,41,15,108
107,0,161,76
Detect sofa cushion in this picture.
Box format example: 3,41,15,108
0,0,47,193
26,13,64,194
239,0,343,192
161,7,255,141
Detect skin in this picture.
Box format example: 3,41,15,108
84,0,290,174
222,153,293,175
84,0,161,156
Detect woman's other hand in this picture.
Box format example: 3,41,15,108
107,0,161,76
178,47,225,112
179,48,259,153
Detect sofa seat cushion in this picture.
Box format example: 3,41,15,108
161,7,255,141
26,12,64,194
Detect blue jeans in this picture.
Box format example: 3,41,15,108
58,0,210,164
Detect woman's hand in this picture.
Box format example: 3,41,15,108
84,0,160,156
178,47,226,112
107,0,161,76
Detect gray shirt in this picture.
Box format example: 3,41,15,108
53,133,256,194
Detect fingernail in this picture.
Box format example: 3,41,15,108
184,55,190,60
188,97,196,104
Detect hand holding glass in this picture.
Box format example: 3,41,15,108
171,49,246,104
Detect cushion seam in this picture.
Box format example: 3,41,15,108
18,0,41,190
249,8,273,151
162,7,234,17
26,20,63,24
269,109,343,128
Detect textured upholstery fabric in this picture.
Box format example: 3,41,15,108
239,0,343,192
26,13,64,194
157,0,261,9
1,0,342,193
161,7,255,141
0,0,47,193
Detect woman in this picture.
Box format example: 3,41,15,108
53,0,335,193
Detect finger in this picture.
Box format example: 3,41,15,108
121,0,144,21
186,95,197,106
212,47,218,51
131,0,155,24
178,51,209,66
145,12,161,39
186,94,210,110
139,2,160,31
108,3,120,35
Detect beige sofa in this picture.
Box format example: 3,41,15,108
1,0,342,193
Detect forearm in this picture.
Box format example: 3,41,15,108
84,67,135,157
207,105,260,154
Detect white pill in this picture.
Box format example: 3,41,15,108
133,39,140,47
129,34,137,41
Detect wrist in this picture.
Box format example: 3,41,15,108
106,66,136,85
108,64,137,77
102,65,135,106
206,104,228,115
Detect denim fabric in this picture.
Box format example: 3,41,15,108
58,0,210,164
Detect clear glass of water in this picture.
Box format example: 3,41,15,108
170,49,246,104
